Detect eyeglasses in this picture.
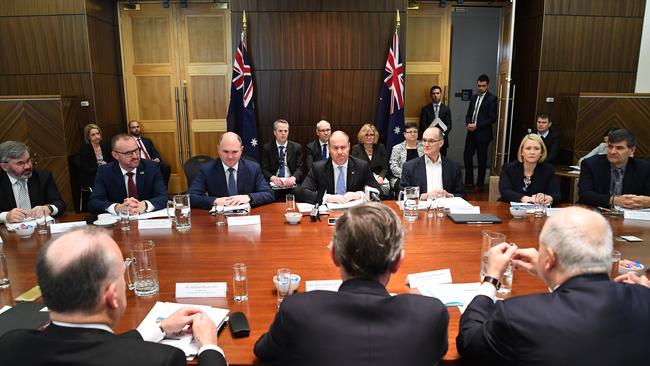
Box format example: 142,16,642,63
364,133,375,137
114,148,140,156
422,138,443,145
318,128,331,133
404,130,418,134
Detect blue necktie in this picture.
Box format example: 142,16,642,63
336,166,345,195
278,146,285,178
227,167,237,196
321,143,327,160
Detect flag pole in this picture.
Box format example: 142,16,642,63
395,9,400,32
242,10,247,34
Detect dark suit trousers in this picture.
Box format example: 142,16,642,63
463,134,490,186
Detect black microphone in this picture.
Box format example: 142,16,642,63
311,185,327,222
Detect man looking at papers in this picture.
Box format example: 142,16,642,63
255,203,449,365
0,227,227,366
457,207,650,365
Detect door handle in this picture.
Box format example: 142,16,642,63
182,80,191,160
175,86,183,166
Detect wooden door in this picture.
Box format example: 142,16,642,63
178,4,231,161
493,1,515,174
118,2,231,193
405,4,452,124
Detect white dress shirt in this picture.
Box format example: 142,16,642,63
106,167,154,214
0,174,59,223
425,154,443,193
322,160,365,203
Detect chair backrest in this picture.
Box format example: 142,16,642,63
183,155,214,188
488,175,500,202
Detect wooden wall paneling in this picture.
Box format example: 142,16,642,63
0,0,85,16
23,99,67,158
494,2,513,171
545,0,646,17
559,95,579,161
0,15,90,74
193,132,224,160
231,0,405,12
87,16,120,75
92,74,123,136
36,157,73,214
85,0,117,25
61,98,84,156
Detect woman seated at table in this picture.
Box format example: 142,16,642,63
78,123,112,189
389,122,423,188
499,134,560,204
350,123,389,195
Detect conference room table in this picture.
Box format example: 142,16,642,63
1,201,649,365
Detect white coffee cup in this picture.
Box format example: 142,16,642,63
97,213,113,223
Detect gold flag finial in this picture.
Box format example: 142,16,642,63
396,10,400,29
243,10,247,32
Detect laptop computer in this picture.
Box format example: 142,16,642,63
447,213,502,224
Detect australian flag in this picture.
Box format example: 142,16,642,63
227,31,260,161
375,29,405,162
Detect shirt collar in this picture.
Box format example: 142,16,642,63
425,154,442,166
51,321,113,333
7,174,22,185
120,166,137,176
222,161,239,172
332,160,348,170
276,141,287,148
538,130,549,138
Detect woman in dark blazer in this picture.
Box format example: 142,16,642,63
499,134,560,204
78,123,112,189
350,124,388,194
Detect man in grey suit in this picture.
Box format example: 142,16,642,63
0,227,227,366
255,203,449,366
295,131,380,204
457,206,650,365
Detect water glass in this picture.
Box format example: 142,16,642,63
426,198,435,218
124,240,159,296
232,263,248,301
276,268,292,307
533,204,546,218
0,253,10,289
286,194,296,213
167,194,191,231
118,206,130,231
34,207,48,235
611,250,621,278
479,231,507,279
499,263,514,295
398,186,420,221
214,204,227,226
435,199,446,218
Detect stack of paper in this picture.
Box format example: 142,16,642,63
418,282,482,308
137,301,229,357
326,199,365,210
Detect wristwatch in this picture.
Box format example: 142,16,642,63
47,204,55,214
482,276,501,290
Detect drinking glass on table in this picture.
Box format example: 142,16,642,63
611,250,621,278
214,203,227,226
286,194,296,214
34,207,48,235
118,206,130,231
232,263,248,301
276,268,292,307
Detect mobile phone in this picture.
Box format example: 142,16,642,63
327,217,338,226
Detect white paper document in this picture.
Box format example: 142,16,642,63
449,206,481,214
305,280,342,292
138,219,172,230
624,210,650,221
137,302,229,357
418,282,482,307
208,203,251,214
326,199,364,210
49,221,87,234
138,208,172,220
227,215,261,226
175,282,227,298
398,197,474,211
407,269,452,288
296,203,330,214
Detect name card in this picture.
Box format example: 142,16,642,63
624,210,650,221
449,206,480,214
546,208,563,216
305,280,342,292
227,215,261,226
175,282,227,298
50,221,87,234
407,268,453,288
138,219,172,230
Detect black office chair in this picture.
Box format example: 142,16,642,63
183,155,214,188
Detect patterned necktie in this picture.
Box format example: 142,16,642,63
611,168,623,196
336,166,346,195
321,144,328,160
125,172,138,199
434,104,439,119
278,146,286,178
472,95,483,123
228,167,237,196
15,179,31,210
137,138,151,160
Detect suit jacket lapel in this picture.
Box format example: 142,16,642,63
237,159,246,194
347,158,357,190
324,160,335,193
113,163,128,199
418,157,427,192
622,159,635,193
214,161,228,196
1,171,17,208
27,171,39,204
271,141,279,166
136,162,146,198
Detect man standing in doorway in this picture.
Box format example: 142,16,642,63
128,120,171,188
463,74,497,191
419,85,452,156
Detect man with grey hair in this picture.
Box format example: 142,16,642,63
0,227,227,366
305,120,332,172
255,203,449,366
457,206,650,365
0,141,65,222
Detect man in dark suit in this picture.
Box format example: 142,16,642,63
419,85,452,156
188,132,273,209
0,141,65,223
88,134,168,214
401,127,465,199
535,113,560,165
295,130,380,204
463,74,498,190
0,227,227,366
129,120,172,187
578,128,650,209
261,119,305,194
305,120,332,172
255,203,449,366
457,206,650,365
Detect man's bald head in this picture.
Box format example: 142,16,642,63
539,207,612,276
36,227,123,314
218,132,244,167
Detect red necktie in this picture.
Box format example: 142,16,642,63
125,172,138,199
137,138,151,160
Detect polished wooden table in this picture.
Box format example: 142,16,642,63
1,202,649,365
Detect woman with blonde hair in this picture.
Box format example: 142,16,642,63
499,134,560,204
78,123,112,188
350,123,389,195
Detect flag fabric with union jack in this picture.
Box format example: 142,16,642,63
227,31,260,161
375,29,405,163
